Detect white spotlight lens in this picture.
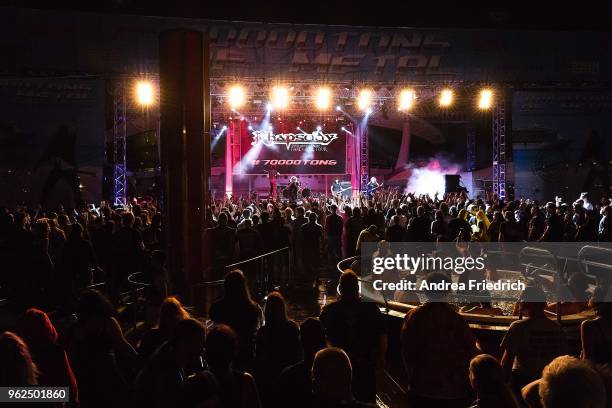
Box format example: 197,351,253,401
398,88,416,112
439,89,454,107
227,85,246,109
315,87,332,110
366,107,373,115
357,90,372,111
222,125,228,130
336,105,341,111
478,89,494,110
135,81,154,106
271,86,290,110
317,125,322,131
248,125,253,131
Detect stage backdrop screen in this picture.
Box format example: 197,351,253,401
236,119,347,175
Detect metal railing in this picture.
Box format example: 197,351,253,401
195,246,291,316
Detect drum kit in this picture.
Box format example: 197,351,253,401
280,177,311,200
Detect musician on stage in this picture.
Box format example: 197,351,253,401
365,176,380,198
330,179,342,197
287,176,300,201
265,166,280,199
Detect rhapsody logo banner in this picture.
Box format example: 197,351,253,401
251,129,338,150
358,242,612,305
239,121,347,175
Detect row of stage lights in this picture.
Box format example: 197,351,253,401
134,80,495,112
227,84,495,112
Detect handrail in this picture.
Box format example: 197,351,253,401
127,272,151,288
224,246,290,271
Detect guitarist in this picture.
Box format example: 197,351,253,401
365,176,381,198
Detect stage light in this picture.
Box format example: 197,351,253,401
222,125,228,130
478,89,494,110
135,81,154,106
315,87,332,110
357,89,372,111
227,85,246,109
336,105,341,111
266,103,273,111
439,88,454,107
398,88,416,112
248,125,253,131
271,85,290,110
341,126,346,131
316,125,322,131
366,107,373,115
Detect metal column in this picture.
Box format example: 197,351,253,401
113,80,128,207
492,96,506,200
359,125,369,192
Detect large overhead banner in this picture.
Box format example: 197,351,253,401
233,119,347,175
1,8,611,83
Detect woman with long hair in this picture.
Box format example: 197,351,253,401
138,296,190,360
17,308,79,406
209,270,263,371
255,292,301,408
0,331,38,386
67,289,137,408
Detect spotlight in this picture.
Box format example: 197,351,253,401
478,89,494,110
222,125,228,130
398,88,416,112
336,105,341,111
135,80,154,106
227,85,246,109
315,87,332,110
357,89,372,111
341,126,346,131
266,103,273,111
248,125,253,131
271,85,290,110
439,88,454,107
317,125,322,131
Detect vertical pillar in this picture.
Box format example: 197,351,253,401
226,121,234,197
159,29,209,301
394,119,411,170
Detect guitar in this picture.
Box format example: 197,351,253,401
366,182,383,195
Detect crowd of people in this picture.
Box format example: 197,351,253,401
1,187,612,407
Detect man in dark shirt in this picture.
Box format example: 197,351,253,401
406,206,431,242
386,215,407,242
255,211,275,253
499,210,525,242
345,208,364,257
325,204,344,268
539,202,564,242
204,212,236,274
292,207,308,274
301,212,324,286
319,271,387,403
236,219,262,260
446,209,472,241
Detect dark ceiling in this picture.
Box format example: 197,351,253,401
3,0,612,30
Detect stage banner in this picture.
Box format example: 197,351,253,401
0,77,105,208
235,119,347,175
